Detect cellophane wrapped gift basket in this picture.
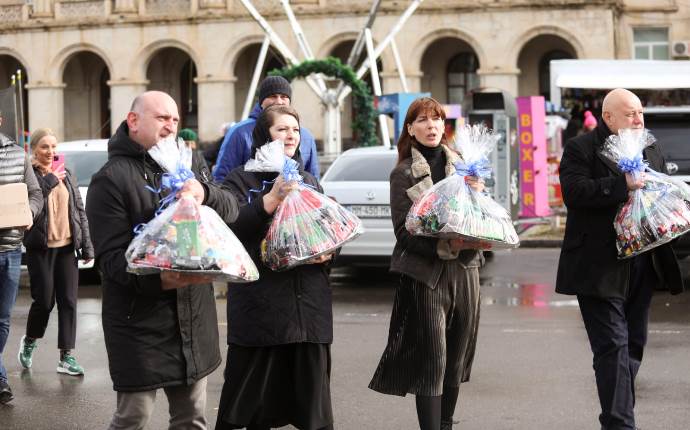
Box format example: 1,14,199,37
246,140,363,271
405,125,520,249
126,136,259,282
601,128,690,259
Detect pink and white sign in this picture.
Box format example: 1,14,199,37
516,96,550,217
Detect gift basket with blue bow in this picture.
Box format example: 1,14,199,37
125,136,259,282
602,128,690,259
405,124,520,249
246,140,363,271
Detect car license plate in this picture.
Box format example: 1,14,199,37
346,204,391,218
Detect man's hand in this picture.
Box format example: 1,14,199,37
160,271,214,290
465,176,485,193
625,172,645,191
450,238,492,252
179,179,206,204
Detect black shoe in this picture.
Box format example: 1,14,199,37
0,380,13,404
441,419,453,430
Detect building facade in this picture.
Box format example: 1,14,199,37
0,0,688,151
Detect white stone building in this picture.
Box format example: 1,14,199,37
0,0,688,150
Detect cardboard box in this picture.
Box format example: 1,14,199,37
0,183,32,229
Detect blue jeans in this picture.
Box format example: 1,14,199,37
0,248,22,383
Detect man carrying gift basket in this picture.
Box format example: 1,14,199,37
556,88,685,430
86,91,240,429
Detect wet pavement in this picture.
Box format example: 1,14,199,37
2,248,690,429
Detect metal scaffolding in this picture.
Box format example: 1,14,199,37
238,0,423,155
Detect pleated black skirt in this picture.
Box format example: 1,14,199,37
215,342,333,430
369,263,481,397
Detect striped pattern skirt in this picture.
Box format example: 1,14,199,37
369,263,481,397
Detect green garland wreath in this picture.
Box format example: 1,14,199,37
268,57,378,147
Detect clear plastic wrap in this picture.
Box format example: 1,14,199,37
126,194,259,282
245,139,364,271
405,125,520,249
602,128,690,258
261,186,363,271
125,135,259,282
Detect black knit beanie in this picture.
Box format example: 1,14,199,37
258,76,292,106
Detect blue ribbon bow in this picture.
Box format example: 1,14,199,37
247,157,314,203
282,158,302,183
133,161,195,236
454,158,492,179
617,155,647,174
145,162,195,214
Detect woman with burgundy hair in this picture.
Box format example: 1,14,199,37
369,97,485,430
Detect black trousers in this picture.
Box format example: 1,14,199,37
26,245,79,350
577,254,655,430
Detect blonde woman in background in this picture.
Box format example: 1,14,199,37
18,128,93,376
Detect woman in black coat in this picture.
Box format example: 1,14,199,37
216,105,334,430
19,128,93,376
369,98,486,430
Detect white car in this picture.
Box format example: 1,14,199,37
321,146,398,266
59,139,109,269
59,139,109,205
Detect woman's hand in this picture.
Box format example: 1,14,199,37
53,166,66,181
465,176,484,193
307,253,333,265
449,238,491,252
263,175,298,214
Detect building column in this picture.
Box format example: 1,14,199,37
195,75,236,142
26,83,65,140
113,0,137,13
107,80,148,135
477,68,520,97
401,70,424,94
32,0,54,17
199,0,225,8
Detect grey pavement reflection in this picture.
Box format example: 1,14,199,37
1,248,690,429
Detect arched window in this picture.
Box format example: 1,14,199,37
447,53,479,104
539,50,572,99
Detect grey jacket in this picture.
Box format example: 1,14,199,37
0,135,43,252
389,145,482,288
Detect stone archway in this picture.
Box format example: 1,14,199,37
516,34,577,98
0,54,29,142
419,37,480,104
62,51,111,140
232,43,286,120
146,47,198,130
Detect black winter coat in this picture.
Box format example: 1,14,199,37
389,145,482,288
86,121,239,392
24,166,94,259
556,121,684,298
222,166,333,347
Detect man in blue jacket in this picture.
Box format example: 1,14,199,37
212,76,320,182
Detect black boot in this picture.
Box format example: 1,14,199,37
440,386,460,430
415,395,442,430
